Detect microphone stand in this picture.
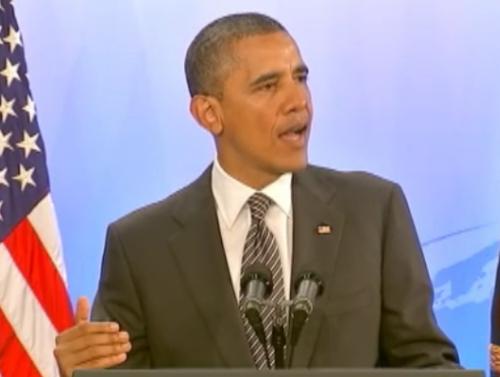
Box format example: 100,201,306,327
287,272,324,368
286,302,305,368
265,297,313,368
244,306,272,369
271,302,288,368
255,273,323,369
240,264,274,369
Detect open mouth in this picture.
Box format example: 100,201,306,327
279,124,308,145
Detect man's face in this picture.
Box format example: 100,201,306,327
215,31,313,188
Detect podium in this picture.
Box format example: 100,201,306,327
73,369,484,377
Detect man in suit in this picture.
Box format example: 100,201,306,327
54,12,460,375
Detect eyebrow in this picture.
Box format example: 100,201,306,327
249,63,309,88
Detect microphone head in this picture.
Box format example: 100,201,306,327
290,271,324,348
294,271,324,296
240,263,273,298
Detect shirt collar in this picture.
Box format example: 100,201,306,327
211,158,292,229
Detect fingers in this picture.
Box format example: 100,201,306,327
61,337,132,366
54,298,132,377
60,345,130,377
57,321,121,345
74,296,90,324
55,326,131,377
57,327,129,353
75,352,128,370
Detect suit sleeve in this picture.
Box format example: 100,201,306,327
379,183,460,367
91,224,151,368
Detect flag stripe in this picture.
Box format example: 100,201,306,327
3,215,73,333
27,195,67,282
0,245,61,377
0,2,72,376
0,308,43,377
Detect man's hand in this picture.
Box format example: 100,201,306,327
54,297,132,377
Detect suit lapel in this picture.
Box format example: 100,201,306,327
166,166,345,368
290,167,345,367
168,168,253,367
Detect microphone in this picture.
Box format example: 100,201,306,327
240,263,273,367
240,263,273,315
292,272,324,319
287,271,324,367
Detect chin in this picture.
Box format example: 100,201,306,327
278,156,308,174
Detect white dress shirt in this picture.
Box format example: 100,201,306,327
211,159,293,300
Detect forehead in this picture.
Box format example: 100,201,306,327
228,32,304,78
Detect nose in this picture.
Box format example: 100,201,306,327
283,80,310,114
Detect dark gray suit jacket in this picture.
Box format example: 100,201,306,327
92,165,459,368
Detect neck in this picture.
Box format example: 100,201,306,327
216,157,280,190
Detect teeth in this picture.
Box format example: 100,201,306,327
286,126,305,134
279,125,307,138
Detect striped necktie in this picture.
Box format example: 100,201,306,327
240,192,286,369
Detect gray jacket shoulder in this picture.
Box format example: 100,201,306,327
108,168,211,239
109,165,403,241
303,164,402,207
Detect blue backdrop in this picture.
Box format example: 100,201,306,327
14,0,500,370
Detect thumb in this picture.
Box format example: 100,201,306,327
74,296,90,324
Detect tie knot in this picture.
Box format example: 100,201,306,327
247,192,273,222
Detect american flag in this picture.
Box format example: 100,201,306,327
0,1,73,376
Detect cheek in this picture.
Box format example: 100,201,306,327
237,110,276,140
222,98,279,147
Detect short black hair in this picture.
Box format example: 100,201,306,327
184,12,287,98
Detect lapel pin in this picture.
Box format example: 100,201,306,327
316,223,332,235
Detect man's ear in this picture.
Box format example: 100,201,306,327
189,95,223,136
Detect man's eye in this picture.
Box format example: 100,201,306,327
297,74,308,83
260,82,276,91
